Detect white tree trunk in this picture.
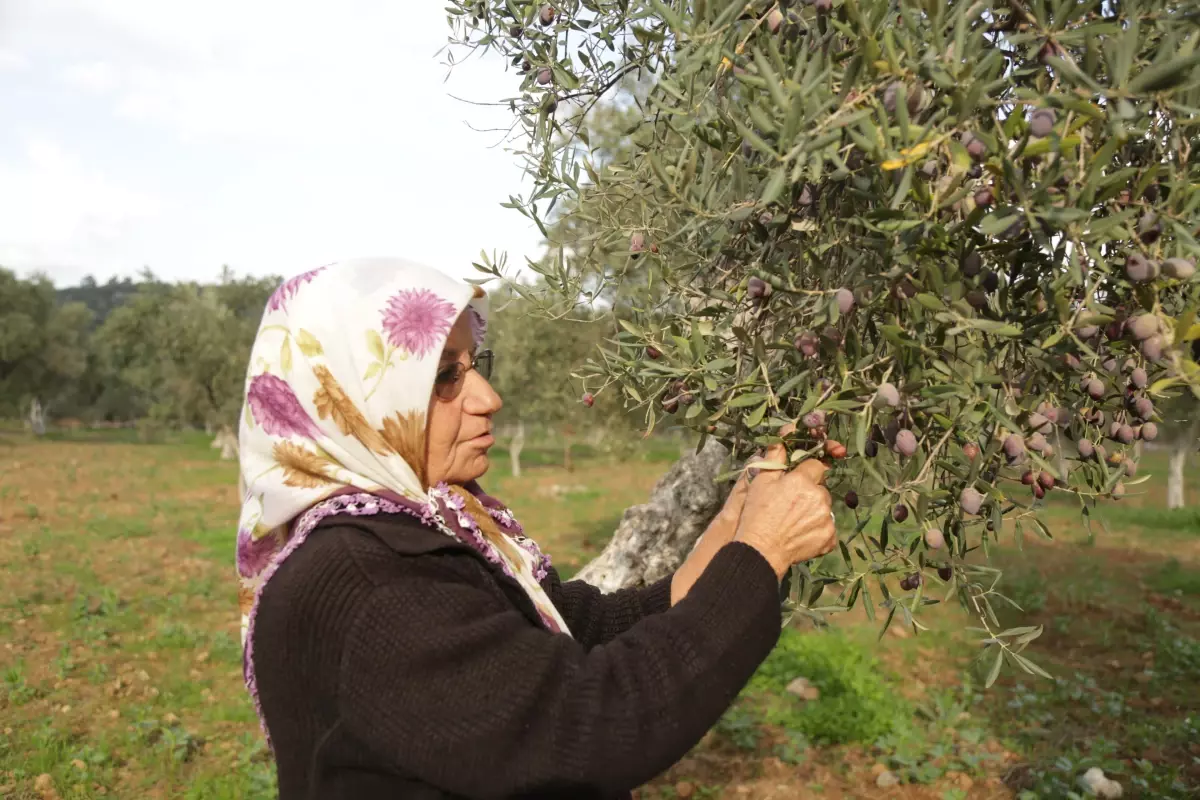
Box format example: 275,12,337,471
28,398,45,437
509,420,525,478
575,438,731,592
1167,418,1199,509
212,425,239,461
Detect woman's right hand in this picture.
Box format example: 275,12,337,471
733,437,836,581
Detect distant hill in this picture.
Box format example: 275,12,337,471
56,277,141,327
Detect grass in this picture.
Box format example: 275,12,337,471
1,431,1199,798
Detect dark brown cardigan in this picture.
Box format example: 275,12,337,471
252,512,782,800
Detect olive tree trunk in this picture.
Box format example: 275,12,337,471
574,438,731,592
509,419,525,478
28,398,46,437
211,425,239,461
1167,417,1199,509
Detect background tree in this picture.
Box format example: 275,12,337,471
452,0,1200,681
0,268,92,428
94,271,276,432
488,281,641,474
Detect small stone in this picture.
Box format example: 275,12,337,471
675,781,695,799
876,770,900,788
785,677,821,701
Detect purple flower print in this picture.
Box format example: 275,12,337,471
467,307,487,349
247,373,321,439
267,265,327,313
237,526,279,579
381,289,456,358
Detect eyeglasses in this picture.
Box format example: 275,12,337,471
433,349,495,401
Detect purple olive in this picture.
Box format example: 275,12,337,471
1131,368,1148,389
1140,422,1158,441
1029,108,1056,138
894,429,918,457
835,288,855,315
960,487,985,515
1086,379,1106,400
844,490,859,509
938,565,953,581
1163,257,1196,280
794,331,820,357
1134,397,1154,420
1126,252,1155,282
924,528,945,550
1116,424,1135,444
1077,439,1095,460
875,382,901,409
1129,314,1159,341
747,277,771,301
1003,434,1026,459
1028,432,1048,453
962,132,987,160
1038,471,1056,490
963,251,982,277
803,410,826,430
1141,335,1164,361
893,504,909,523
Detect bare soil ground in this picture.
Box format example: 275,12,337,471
2,432,1197,798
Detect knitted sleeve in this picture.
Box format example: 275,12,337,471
337,541,781,800
540,568,673,649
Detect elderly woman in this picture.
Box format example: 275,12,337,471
237,259,836,800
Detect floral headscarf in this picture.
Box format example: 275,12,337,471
236,258,570,745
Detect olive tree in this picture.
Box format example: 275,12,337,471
449,0,1200,682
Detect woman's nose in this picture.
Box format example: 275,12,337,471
462,370,503,415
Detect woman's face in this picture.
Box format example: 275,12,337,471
425,311,503,487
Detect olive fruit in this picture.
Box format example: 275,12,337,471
894,429,918,457
874,382,901,409
1003,434,1026,459
1029,108,1056,137
1163,257,1196,280
960,487,985,515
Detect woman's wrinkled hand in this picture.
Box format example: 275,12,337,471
733,434,837,581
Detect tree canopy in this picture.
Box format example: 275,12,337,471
449,0,1200,681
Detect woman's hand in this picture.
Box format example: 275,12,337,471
733,438,836,581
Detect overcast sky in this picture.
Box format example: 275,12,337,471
0,0,545,287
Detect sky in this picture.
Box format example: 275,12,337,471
0,0,545,287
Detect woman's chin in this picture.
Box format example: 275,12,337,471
448,456,490,486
